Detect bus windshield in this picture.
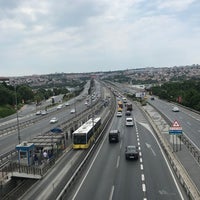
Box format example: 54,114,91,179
73,134,86,144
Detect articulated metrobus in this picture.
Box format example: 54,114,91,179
72,117,101,149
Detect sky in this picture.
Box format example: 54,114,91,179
0,0,200,77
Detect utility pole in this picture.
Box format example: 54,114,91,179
15,85,21,144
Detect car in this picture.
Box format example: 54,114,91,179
116,111,122,117
36,110,41,115
125,145,139,160
125,110,131,116
109,130,120,143
41,110,47,115
172,106,179,112
126,117,134,126
150,97,155,100
65,102,70,106
70,108,76,114
49,117,58,124
57,104,63,110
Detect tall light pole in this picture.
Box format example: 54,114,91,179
15,85,21,144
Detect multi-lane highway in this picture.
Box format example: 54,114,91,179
1,81,200,200
64,102,186,200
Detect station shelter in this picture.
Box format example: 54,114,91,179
16,141,35,166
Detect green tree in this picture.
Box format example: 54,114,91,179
17,85,34,103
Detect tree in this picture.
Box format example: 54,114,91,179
17,85,34,103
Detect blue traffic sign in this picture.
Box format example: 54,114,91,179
169,129,182,135
169,121,183,135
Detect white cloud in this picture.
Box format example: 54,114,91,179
0,0,200,76
158,0,196,11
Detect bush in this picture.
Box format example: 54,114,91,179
0,105,16,118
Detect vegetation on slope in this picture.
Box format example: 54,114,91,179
151,79,200,111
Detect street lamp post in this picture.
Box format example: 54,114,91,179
90,94,95,142
15,85,21,144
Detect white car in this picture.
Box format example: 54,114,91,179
41,110,47,115
50,117,58,124
65,102,70,106
57,104,63,110
116,112,122,117
126,117,134,126
172,106,179,112
70,109,76,114
36,110,41,115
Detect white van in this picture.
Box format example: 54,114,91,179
126,117,134,127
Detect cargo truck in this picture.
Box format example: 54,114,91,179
126,103,132,111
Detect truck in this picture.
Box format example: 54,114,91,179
118,101,123,109
117,106,122,112
126,103,132,111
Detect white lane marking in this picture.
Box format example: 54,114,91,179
140,158,143,163
109,185,115,200
116,156,120,168
141,174,145,181
139,152,142,157
138,142,140,146
137,122,154,134
142,183,146,192
140,164,144,170
120,141,122,149
145,143,156,156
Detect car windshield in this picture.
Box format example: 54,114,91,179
127,146,136,151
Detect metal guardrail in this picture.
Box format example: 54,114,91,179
0,150,17,167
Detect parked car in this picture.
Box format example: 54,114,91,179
125,145,139,160
49,117,58,124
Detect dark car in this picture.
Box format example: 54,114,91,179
125,146,139,160
109,129,120,143
125,110,131,116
